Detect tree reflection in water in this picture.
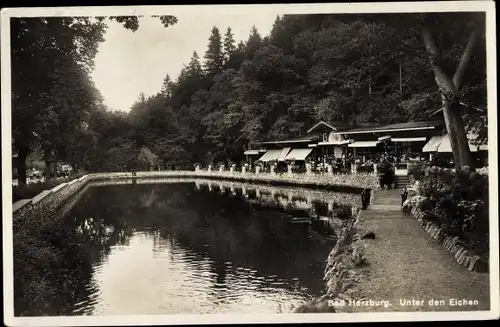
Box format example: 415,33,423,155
14,181,357,316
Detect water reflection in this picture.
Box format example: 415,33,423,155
15,180,357,316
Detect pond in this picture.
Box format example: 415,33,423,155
14,179,360,316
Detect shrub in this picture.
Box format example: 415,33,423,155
410,164,489,255
408,164,426,182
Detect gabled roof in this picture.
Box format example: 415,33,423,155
336,121,442,135
307,121,337,134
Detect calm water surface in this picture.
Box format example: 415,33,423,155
17,180,357,315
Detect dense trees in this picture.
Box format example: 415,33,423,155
11,16,177,184
12,13,487,182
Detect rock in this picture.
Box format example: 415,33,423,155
402,199,412,212
465,256,471,268
458,251,466,265
361,231,376,240
458,254,465,266
462,251,470,264
437,232,446,244
468,257,478,272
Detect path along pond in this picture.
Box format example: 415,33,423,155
15,178,361,316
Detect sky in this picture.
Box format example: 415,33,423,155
91,12,283,112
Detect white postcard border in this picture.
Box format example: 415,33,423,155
2,2,498,326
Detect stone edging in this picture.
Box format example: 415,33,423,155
294,209,366,313
13,175,91,220
13,171,377,216
404,197,488,273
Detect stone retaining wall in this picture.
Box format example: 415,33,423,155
403,196,488,273
294,209,366,313
13,171,377,220
13,175,90,220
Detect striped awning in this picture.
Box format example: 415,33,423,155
278,147,292,161
422,135,447,152
244,150,261,155
423,134,487,153
317,140,351,146
258,149,282,162
348,141,380,148
437,136,478,153
392,137,427,142
285,148,314,161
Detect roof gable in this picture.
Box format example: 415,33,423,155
307,121,338,134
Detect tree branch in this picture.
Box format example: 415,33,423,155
421,24,457,98
452,24,484,90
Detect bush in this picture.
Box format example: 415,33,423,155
411,165,489,255
377,161,395,189
408,164,426,182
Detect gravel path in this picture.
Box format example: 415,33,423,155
347,189,490,313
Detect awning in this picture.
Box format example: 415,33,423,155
317,140,351,146
285,148,314,161
422,135,447,152
437,136,478,153
258,149,282,162
278,147,291,161
348,141,380,148
392,137,427,142
244,150,261,155
478,144,488,151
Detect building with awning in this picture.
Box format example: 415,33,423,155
348,141,380,148
245,120,444,163
422,135,448,152
423,134,488,153
330,121,443,160
284,148,314,161
258,149,282,162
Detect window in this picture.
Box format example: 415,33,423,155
323,133,328,142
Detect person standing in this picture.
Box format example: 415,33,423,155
401,187,408,207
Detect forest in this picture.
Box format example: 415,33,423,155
11,12,487,185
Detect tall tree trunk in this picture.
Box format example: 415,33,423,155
43,146,52,179
368,74,372,95
399,60,403,97
16,145,29,186
441,96,473,167
421,23,480,168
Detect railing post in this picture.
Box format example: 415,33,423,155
306,163,312,175
373,163,378,175
256,165,261,174
287,163,293,175
327,163,333,176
